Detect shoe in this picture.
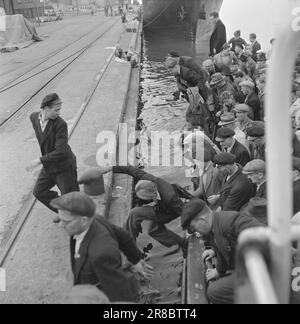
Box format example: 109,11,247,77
52,216,60,224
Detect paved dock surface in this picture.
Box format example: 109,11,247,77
0,13,139,304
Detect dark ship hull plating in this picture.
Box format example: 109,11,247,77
143,0,223,38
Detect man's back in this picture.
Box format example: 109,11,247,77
71,218,138,302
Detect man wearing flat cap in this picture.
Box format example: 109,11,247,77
208,153,254,211
180,198,263,304
243,159,267,198
240,80,262,121
218,112,249,151
51,192,153,302
95,165,188,252
165,55,208,102
27,93,79,222
246,126,266,161
215,127,251,167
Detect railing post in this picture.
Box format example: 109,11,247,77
265,0,300,304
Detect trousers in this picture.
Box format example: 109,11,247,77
33,162,79,213
207,273,235,304
124,206,183,248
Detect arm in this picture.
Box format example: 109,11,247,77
109,224,143,265
40,121,71,164
93,252,136,302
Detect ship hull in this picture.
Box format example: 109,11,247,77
143,0,223,33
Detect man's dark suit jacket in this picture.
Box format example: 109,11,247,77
293,179,300,215
179,56,209,100
30,112,75,174
210,19,227,56
245,92,262,121
218,166,255,211
256,182,267,199
112,166,184,223
211,211,263,276
71,217,143,302
230,140,251,167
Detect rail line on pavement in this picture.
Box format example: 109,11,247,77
0,26,124,268
0,18,120,129
0,17,118,88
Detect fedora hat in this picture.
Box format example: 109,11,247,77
218,113,236,126
210,73,226,87
242,197,268,225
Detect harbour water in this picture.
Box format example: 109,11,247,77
136,23,197,304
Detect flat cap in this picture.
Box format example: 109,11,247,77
234,104,250,113
218,113,236,126
210,73,226,87
40,93,59,109
165,57,178,69
214,152,236,166
242,197,268,225
216,127,235,141
240,80,255,89
181,198,207,230
135,180,158,201
293,157,300,172
243,159,266,174
246,126,265,137
50,192,96,218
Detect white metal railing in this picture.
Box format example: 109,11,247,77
244,248,278,304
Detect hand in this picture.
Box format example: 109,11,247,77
215,111,222,118
207,195,220,204
202,249,215,261
26,159,41,172
206,268,220,282
132,260,154,281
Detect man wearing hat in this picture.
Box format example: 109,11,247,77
181,198,263,304
50,192,153,302
240,80,262,121
218,112,249,151
293,157,300,215
246,126,266,161
243,159,267,199
193,147,224,207
241,197,268,225
165,56,208,101
215,127,251,167
210,73,237,111
95,165,187,251
26,93,79,223
208,153,254,211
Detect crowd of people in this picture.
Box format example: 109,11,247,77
163,11,300,304
24,11,300,304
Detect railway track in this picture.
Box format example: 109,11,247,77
0,16,118,88
0,18,120,129
0,19,122,267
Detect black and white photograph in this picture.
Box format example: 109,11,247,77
0,0,299,307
